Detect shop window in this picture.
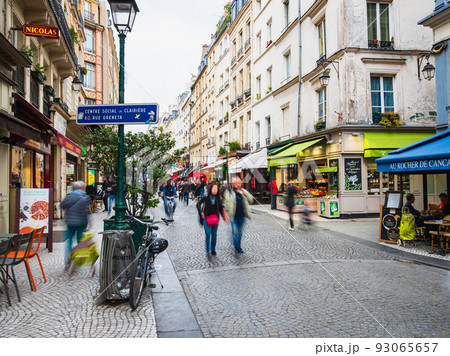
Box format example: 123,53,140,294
11,146,33,188
367,158,379,195
35,153,44,188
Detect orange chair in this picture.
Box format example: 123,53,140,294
5,227,46,291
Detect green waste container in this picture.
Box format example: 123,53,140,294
103,216,154,252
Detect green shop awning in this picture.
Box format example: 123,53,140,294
268,138,323,167
315,167,338,173
364,132,432,158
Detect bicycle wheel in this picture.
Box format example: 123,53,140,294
129,250,148,310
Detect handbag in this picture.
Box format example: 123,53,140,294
205,214,219,226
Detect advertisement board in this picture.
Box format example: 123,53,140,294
19,189,50,234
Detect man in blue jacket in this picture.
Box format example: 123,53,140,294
162,180,178,218
60,181,91,267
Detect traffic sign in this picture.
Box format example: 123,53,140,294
76,103,158,125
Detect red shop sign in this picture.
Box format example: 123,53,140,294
56,133,82,155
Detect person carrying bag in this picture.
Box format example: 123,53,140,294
197,183,228,257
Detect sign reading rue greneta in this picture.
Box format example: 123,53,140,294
22,24,59,39
76,104,159,125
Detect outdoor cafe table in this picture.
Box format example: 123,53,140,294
424,220,447,251
0,233,17,241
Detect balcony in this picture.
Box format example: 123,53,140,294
244,38,251,52
13,67,25,96
237,47,243,58
84,10,96,23
368,39,394,50
256,141,260,149
218,85,224,94
243,88,251,99
30,77,40,109
230,101,236,110
265,138,271,145
231,56,237,67
224,79,229,88
236,95,243,104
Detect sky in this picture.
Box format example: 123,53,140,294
113,0,227,132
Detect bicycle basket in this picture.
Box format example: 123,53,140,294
149,238,168,254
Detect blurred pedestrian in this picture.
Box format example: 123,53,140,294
223,177,254,253
105,176,117,215
60,181,91,267
182,180,190,205
197,182,228,256
285,183,297,231
101,176,108,212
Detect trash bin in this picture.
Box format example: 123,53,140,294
99,229,135,300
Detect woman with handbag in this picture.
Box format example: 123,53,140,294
197,182,228,257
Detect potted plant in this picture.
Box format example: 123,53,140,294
20,44,34,63
225,111,229,118
256,93,261,100
378,112,401,128
266,86,272,94
44,85,56,97
314,120,326,130
70,28,80,45
80,66,88,75
219,119,223,125
31,65,47,84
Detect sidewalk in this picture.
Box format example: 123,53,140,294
251,204,450,267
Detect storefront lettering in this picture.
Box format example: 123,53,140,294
23,24,59,39
389,159,450,171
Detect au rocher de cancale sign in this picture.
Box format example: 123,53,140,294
77,103,159,125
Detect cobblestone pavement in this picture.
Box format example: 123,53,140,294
0,211,157,337
156,201,450,338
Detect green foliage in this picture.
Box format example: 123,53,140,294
82,127,182,218
33,64,47,73
229,141,241,151
70,28,80,45
20,44,34,59
219,146,226,155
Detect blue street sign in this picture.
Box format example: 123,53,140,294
76,103,159,125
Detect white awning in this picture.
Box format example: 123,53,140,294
228,160,242,174
239,148,268,170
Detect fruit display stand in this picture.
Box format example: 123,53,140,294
275,195,320,213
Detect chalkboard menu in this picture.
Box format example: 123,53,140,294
344,158,362,190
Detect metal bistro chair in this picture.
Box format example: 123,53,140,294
0,231,34,306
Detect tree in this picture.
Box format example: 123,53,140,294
82,126,185,218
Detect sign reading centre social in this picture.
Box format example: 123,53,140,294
77,103,158,125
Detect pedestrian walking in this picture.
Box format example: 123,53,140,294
285,183,297,230
101,176,108,212
162,180,178,218
182,180,190,205
268,178,278,210
60,181,91,267
197,183,228,256
223,177,254,253
105,176,117,214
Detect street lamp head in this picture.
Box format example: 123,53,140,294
72,76,83,93
224,141,230,151
108,0,140,34
319,70,330,87
422,61,435,81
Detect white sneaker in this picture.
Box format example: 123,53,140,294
288,227,294,231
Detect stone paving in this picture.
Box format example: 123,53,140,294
1,200,449,338
156,201,450,338
0,209,157,338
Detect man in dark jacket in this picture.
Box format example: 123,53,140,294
101,176,108,212
60,181,91,266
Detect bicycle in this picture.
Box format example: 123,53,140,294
128,216,169,310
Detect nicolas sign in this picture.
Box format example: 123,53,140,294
22,24,60,39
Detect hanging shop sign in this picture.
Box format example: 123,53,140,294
56,133,82,155
22,24,59,39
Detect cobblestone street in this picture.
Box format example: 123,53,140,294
1,201,449,338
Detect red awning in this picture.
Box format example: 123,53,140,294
170,174,179,181
56,132,82,155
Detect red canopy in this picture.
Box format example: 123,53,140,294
170,174,179,180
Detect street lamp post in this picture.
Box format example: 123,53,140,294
224,141,230,184
108,0,139,230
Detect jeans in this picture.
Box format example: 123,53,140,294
108,194,116,214
203,220,218,254
231,216,245,252
164,197,178,217
288,206,294,228
183,192,189,205
65,224,87,265
270,194,277,210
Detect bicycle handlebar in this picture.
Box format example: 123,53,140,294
127,215,169,228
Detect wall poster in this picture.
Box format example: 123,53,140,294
19,188,50,234
344,158,362,190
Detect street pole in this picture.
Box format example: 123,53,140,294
111,33,129,230
226,149,229,184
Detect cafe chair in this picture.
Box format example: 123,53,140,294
429,215,450,252
0,231,34,306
